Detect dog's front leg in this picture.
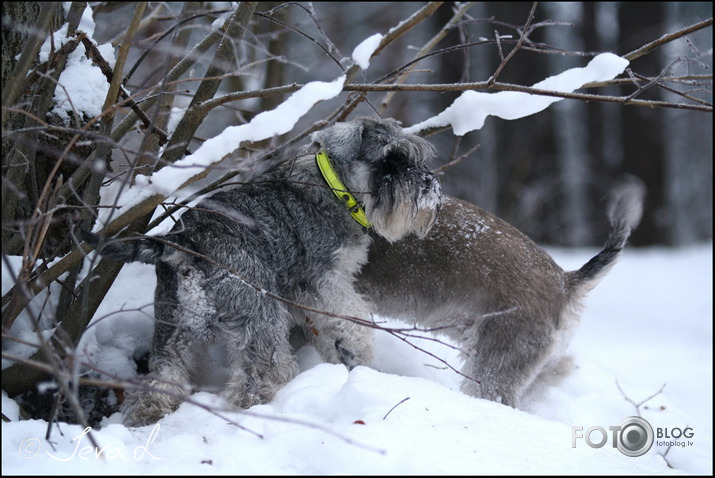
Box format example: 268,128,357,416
299,271,375,370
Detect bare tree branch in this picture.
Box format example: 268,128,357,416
158,2,258,167
379,2,475,112
624,17,713,61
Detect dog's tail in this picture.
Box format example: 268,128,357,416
82,230,165,264
565,176,645,296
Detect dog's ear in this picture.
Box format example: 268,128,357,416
311,120,365,164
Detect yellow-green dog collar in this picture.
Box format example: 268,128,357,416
316,151,372,229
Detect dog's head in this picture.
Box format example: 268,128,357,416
311,117,442,242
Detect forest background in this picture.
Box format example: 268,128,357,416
1,1,712,432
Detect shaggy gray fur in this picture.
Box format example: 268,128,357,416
357,177,645,407
84,117,442,426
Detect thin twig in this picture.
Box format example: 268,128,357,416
383,397,411,420
80,35,170,145
488,2,539,86
615,380,667,417
433,144,481,175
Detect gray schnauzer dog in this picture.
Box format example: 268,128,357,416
84,117,442,426
357,178,644,408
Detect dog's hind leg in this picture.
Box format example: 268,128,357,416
123,261,207,426
219,310,298,409
213,268,299,409
123,330,198,426
460,309,557,407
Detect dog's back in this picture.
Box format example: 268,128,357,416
359,197,568,333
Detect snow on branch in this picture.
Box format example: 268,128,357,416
95,75,346,230
404,53,629,136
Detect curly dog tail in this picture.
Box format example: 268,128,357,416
565,175,645,295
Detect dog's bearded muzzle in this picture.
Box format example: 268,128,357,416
313,117,443,243
365,167,442,243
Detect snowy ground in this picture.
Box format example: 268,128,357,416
2,243,712,475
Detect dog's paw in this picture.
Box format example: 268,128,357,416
334,338,373,369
